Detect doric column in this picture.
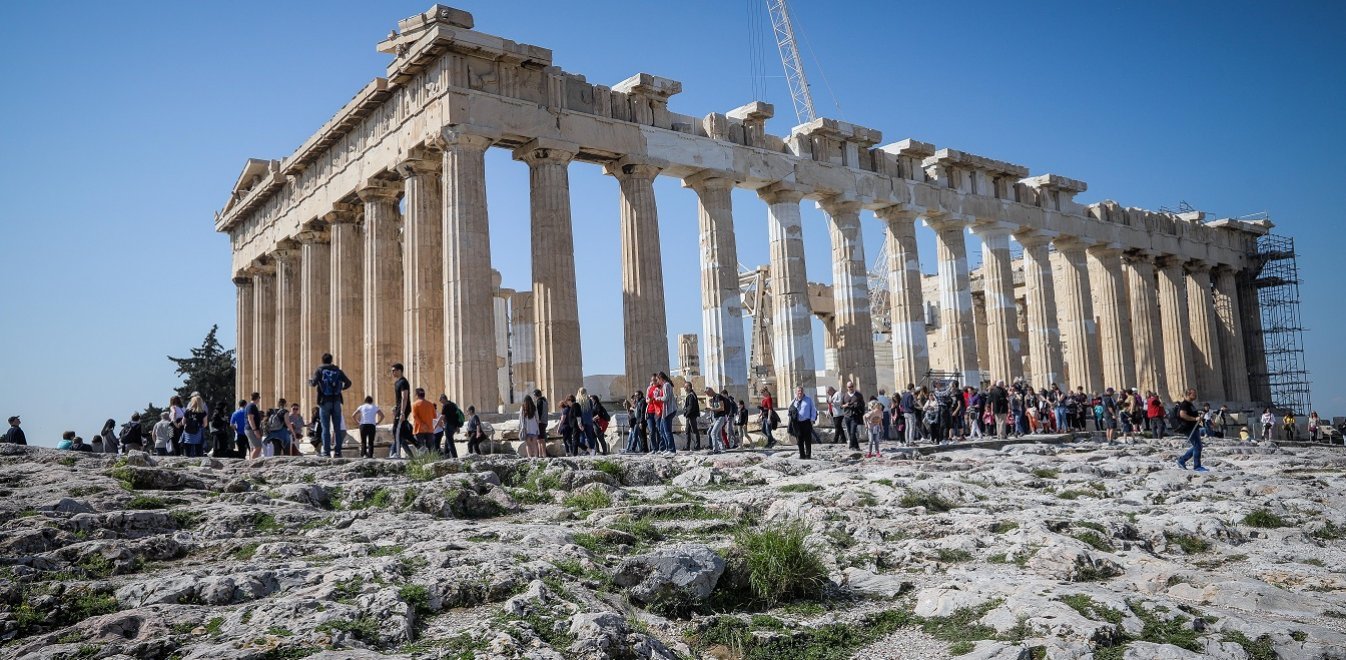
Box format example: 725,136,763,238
251,267,277,404
515,139,583,401
398,150,445,398
1053,238,1103,394
298,230,331,415
1122,251,1166,398
493,276,511,409
1213,266,1251,402
1156,256,1196,401
1087,244,1135,391
1016,232,1064,388
758,182,816,397
358,180,404,411
326,204,364,405
234,277,254,401
685,171,748,399
606,157,671,391
929,215,980,386
273,243,302,404
442,126,500,410
877,207,929,389
1237,270,1271,404
510,291,537,398
972,222,1020,382
820,197,877,392
1186,262,1226,402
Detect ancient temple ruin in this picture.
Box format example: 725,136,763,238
216,5,1283,414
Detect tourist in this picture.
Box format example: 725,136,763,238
1175,388,1207,472
967,387,985,439
409,388,435,456
309,353,352,458
243,393,264,459
1118,392,1133,441
758,386,777,449
390,363,411,459
826,386,845,445
1259,408,1274,441
682,382,702,451
624,390,646,453
230,400,250,458
1102,388,1118,444
989,380,1010,440
900,384,917,447
534,389,549,439
557,398,576,456
152,412,174,456
660,372,678,455
724,391,741,449
69,435,92,453
1239,426,1252,443
734,391,750,448
97,419,119,456
790,386,818,460
576,387,599,456
1308,411,1322,442
519,394,542,458
864,400,883,458
3,416,26,445
164,395,184,455
286,403,305,456
445,396,464,458
1146,392,1166,438
351,396,382,458
644,374,664,454
262,398,291,457
431,395,447,455
209,411,233,457
1282,412,1297,441
121,413,145,453
842,381,864,450
706,386,728,454
877,388,892,441
180,394,209,457
464,405,485,455
591,396,611,454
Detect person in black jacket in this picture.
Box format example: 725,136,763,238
3,416,26,445
682,382,701,450
843,381,865,451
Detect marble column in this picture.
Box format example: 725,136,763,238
686,172,748,399
877,207,929,389
234,277,254,401
398,151,445,398
1122,251,1166,398
298,230,331,415
1237,270,1271,405
1186,262,1226,402
930,216,980,386
1087,244,1136,390
1016,233,1064,388
607,157,671,391
358,180,404,412
1156,256,1196,401
758,182,815,398
273,243,302,404
820,197,877,392
326,205,364,403
252,268,277,405
510,291,537,398
1213,267,1251,402
442,127,500,410
1053,238,1103,394
973,222,1020,382
514,139,583,402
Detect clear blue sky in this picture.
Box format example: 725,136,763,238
2,1,1343,446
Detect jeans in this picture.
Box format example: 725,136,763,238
904,412,917,445
318,401,342,457
881,411,891,441
431,431,443,455
359,424,376,458
845,416,861,449
625,424,641,452
412,433,433,455
867,427,882,453
1055,407,1068,432
661,416,676,453
184,443,203,458
1152,416,1167,438
709,416,727,452
1179,424,1203,468
391,415,406,457
645,413,661,453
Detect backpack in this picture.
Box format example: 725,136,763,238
594,399,610,422
1168,403,1184,428
267,409,287,432
446,401,464,427
318,367,344,398
184,411,204,434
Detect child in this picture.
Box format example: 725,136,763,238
864,401,884,458
1239,426,1251,443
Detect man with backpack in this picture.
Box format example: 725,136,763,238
309,353,352,458
705,386,728,454
1174,388,1207,472
441,397,464,458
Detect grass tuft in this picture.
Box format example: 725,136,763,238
1242,509,1288,528
735,522,828,607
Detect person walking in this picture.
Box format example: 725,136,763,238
557,397,576,456
262,398,291,457
1175,388,1207,472
443,396,463,458
1282,411,1297,441
682,382,702,450
877,388,892,441
900,385,917,447
758,386,777,449
660,372,678,455
286,402,306,456
534,390,549,440
309,353,352,458
988,381,1009,440
1308,411,1323,442
167,395,185,455
705,386,728,454
790,386,818,459
576,387,600,456
3,416,26,445
390,363,411,460
1260,408,1274,441
864,400,883,458
152,412,174,456
1102,388,1119,444
229,400,250,457
431,395,448,456
352,396,383,458
624,390,646,453
826,386,846,445
409,388,435,456
120,413,145,453
180,394,209,458
464,405,486,455
519,394,543,457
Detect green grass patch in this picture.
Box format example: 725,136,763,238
1073,531,1114,552
1310,521,1344,541
353,487,394,509
1221,631,1277,660
368,544,404,557
253,513,283,533
406,452,442,482
127,495,169,509
1074,521,1106,533
1059,594,1125,624
1031,468,1059,479
990,520,1019,534
935,548,973,563
1242,509,1288,528
562,489,613,511
1056,489,1094,500
899,491,954,512
593,459,624,482
398,583,430,614
170,509,203,529
315,616,379,642
736,522,827,607
1164,531,1211,554
232,543,260,561
779,483,822,493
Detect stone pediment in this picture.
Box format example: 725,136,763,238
220,158,280,217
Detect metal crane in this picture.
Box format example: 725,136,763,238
766,0,817,125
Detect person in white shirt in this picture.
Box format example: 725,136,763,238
152,412,174,456
352,396,384,459
1260,409,1274,441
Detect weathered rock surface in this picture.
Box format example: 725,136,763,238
0,436,1343,659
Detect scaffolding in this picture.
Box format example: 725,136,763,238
1251,232,1312,414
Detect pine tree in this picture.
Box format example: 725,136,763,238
167,325,236,413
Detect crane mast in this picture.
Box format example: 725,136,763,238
766,0,816,125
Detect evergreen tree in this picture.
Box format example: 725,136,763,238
138,402,165,435
167,325,236,413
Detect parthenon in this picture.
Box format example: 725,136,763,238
217,4,1276,414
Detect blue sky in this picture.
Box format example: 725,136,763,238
2,1,1343,446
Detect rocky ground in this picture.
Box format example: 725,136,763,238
1,433,1344,660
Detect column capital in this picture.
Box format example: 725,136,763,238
437,124,500,152
323,201,362,225
681,169,737,192
1153,253,1187,269
1121,248,1157,264
874,203,923,223
272,240,301,263
295,228,330,245
604,155,666,180
816,194,863,217
1185,260,1213,274
926,212,970,233
233,276,252,287
1012,228,1058,247
757,180,809,205
1052,235,1095,252
248,258,277,276
1085,242,1124,257
396,155,441,180
969,220,1018,237
512,137,578,165
356,179,402,204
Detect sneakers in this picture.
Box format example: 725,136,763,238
1193,466,1210,473
1176,460,1188,470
